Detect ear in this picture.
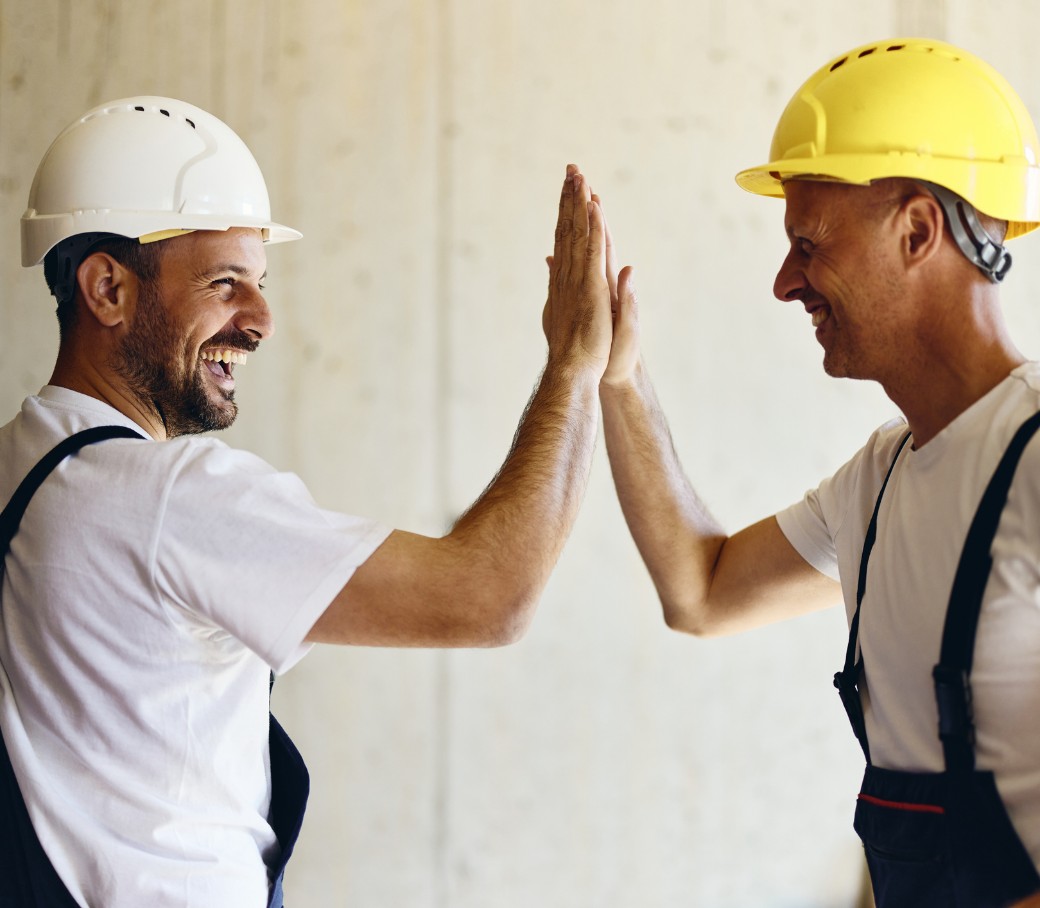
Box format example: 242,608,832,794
75,252,135,328
898,192,945,270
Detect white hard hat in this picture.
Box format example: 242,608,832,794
21,96,301,267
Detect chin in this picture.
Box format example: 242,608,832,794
821,355,844,378
820,345,858,380
165,388,239,437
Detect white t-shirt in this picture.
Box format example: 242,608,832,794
777,362,1040,867
0,386,391,907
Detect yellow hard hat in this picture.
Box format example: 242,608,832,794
735,38,1040,240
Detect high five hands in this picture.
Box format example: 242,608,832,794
543,164,638,385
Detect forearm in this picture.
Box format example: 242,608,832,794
309,166,612,649
447,358,600,631
311,361,601,650
600,360,727,631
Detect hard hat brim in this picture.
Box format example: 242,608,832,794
21,212,302,267
735,157,1040,241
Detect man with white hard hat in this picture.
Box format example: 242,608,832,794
1,97,611,907
598,39,1040,907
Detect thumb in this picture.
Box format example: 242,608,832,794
616,265,637,321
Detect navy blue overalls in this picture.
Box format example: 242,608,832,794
834,415,1040,907
0,426,310,908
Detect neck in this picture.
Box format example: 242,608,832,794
892,355,1023,448
882,284,1024,447
50,344,168,441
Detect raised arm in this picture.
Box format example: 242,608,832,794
308,165,612,647
597,204,840,638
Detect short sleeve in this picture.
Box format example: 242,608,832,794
152,439,392,673
775,419,909,585
776,492,841,581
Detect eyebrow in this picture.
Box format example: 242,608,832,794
204,264,267,282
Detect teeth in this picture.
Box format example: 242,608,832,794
200,350,247,365
811,308,829,328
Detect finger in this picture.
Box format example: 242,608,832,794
552,165,578,291
543,254,557,341
583,198,608,288
592,192,619,307
563,172,594,294
616,264,638,326
617,265,636,304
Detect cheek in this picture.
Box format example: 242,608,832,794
809,259,853,305
814,245,882,306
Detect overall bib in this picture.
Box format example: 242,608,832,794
834,415,1040,908
0,426,309,908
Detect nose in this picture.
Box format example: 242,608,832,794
773,247,808,303
236,288,275,341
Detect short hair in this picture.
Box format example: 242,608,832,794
44,235,164,339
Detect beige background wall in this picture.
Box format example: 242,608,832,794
3,2,1040,906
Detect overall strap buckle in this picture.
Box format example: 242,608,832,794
834,667,870,762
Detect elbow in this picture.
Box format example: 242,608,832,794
486,586,540,644
662,606,710,638
659,592,726,639
477,589,541,647
485,612,532,647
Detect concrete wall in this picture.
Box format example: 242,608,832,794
3,1,1040,906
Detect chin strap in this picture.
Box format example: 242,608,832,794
923,182,1012,283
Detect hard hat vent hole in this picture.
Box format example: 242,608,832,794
830,57,848,72
887,45,906,52
127,104,196,130
858,48,876,58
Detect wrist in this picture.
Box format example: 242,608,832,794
599,357,646,396
545,347,608,385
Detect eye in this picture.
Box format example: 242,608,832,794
210,275,265,298
210,277,238,300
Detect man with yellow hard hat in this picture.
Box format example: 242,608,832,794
599,38,1040,907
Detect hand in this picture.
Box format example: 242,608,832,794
542,164,611,377
594,191,640,388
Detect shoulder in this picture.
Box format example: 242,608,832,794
823,417,910,500
156,436,278,479
775,418,908,577
1008,361,1040,397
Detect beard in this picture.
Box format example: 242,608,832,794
111,282,255,437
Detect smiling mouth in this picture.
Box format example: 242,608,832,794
200,349,247,380
811,307,831,328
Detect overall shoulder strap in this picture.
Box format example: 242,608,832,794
934,408,1040,773
834,429,913,763
0,424,144,906
1,426,146,562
